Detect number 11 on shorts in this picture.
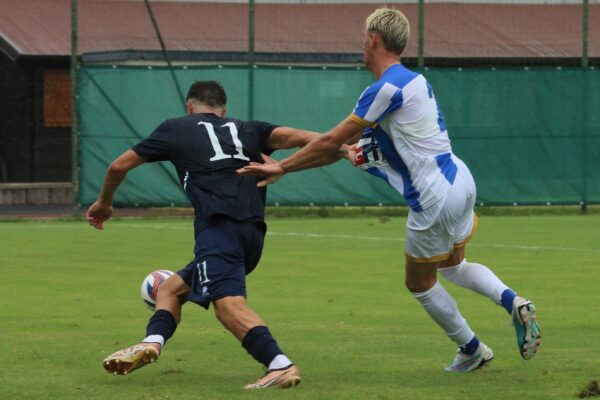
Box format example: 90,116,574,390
196,260,210,284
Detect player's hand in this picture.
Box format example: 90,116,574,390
236,154,285,187
256,153,285,187
86,201,113,230
341,144,357,166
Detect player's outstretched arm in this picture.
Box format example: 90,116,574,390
270,126,353,167
279,117,362,171
237,117,363,185
86,150,145,230
266,127,320,150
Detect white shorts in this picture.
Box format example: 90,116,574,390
405,160,477,262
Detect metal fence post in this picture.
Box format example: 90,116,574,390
581,0,590,212
418,0,425,68
144,0,186,111
582,0,589,68
71,0,79,207
248,0,255,120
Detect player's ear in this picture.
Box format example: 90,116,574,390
186,100,194,115
219,107,227,118
369,31,379,48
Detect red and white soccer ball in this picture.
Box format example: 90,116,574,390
140,269,174,311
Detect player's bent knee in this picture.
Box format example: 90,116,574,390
405,278,437,293
157,274,190,300
404,271,438,293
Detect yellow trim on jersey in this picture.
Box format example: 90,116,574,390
382,62,402,75
454,213,478,248
349,113,376,128
405,252,451,264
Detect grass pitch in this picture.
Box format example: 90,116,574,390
1,214,599,399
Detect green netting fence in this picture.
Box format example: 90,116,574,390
77,65,599,207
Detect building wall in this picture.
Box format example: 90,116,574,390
0,52,71,182
0,51,35,182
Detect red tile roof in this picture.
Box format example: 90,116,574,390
0,0,598,60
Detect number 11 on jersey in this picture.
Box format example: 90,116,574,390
198,121,250,162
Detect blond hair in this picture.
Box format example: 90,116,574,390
365,8,410,55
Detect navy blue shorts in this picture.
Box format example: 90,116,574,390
177,215,266,309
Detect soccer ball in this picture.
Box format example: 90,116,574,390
140,269,174,311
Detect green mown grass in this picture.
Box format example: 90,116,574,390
1,215,598,399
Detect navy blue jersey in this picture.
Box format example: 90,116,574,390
132,113,277,224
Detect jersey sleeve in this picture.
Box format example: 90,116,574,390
131,120,172,162
350,81,404,127
248,120,279,156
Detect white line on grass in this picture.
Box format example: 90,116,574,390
266,231,600,254
10,222,600,254
93,224,600,254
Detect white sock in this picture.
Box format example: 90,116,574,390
268,354,292,371
439,259,509,305
143,334,165,348
412,281,475,346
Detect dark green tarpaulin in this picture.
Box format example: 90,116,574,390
78,65,599,206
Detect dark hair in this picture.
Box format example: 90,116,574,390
186,80,227,107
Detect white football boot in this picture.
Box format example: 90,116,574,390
445,342,494,372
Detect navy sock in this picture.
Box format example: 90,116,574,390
501,289,517,315
241,326,284,368
146,309,177,343
460,336,480,355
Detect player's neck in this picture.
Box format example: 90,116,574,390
370,55,402,79
189,105,226,117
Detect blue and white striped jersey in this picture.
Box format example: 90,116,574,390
350,63,463,211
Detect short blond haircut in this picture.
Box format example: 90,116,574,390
365,8,410,55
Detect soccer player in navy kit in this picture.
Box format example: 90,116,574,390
86,81,342,389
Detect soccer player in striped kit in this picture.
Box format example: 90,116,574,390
238,8,541,372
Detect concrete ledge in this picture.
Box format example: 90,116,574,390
0,182,73,205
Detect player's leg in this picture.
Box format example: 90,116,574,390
240,220,300,388
440,246,541,359
192,217,299,389
405,258,493,372
102,273,190,375
436,183,541,361
144,273,189,348
437,162,519,314
212,295,300,389
440,240,541,360
438,214,517,314
212,295,264,340
405,185,492,372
